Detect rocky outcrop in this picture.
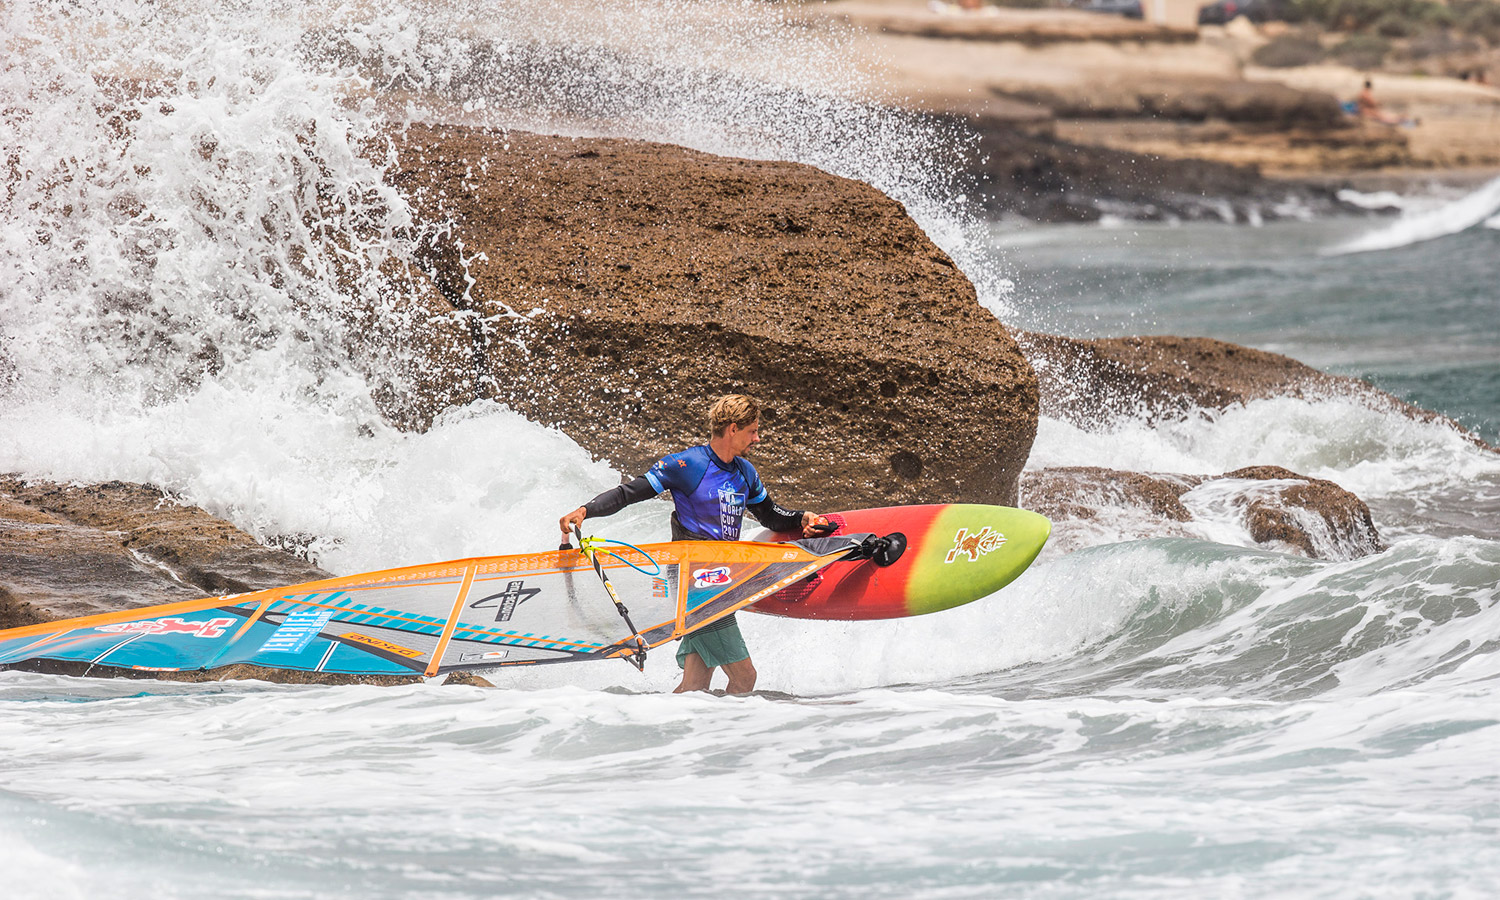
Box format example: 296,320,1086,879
388,125,1039,509
1017,331,1350,423
946,115,1375,224
1223,465,1383,559
996,78,1346,127
1015,331,1494,451
0,477,331,627
1021,465,1384,560
806,4,1198,45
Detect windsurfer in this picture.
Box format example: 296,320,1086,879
559,394,829,695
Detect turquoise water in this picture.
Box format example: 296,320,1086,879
994,217,1500,443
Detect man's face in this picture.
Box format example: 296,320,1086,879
725,419,760,457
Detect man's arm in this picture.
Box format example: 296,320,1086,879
747,497,831,538
559,475,659,536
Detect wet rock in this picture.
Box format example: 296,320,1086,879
0,477,331,623
1021,465,1384,560
1015,332,1494,452
1224,465,1384,560
1021,466,1197,525
388,125,1039,509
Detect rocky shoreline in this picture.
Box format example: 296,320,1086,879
809,1,1500,222
2,120,1490,675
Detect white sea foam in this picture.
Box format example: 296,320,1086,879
1327,174,1500,254
1028,396,1500,544
1335,187,1407,211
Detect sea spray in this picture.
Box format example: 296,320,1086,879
1,0,1006,571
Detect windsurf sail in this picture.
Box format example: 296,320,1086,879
0,534,874,678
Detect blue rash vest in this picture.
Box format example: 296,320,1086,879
643,445,768,541
578,445,806,638
579,447,804,541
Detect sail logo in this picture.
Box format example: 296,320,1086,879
96,617,237,639
261,609,336,654
944,527,1006,563
693,566,733,588
470,580,541,622
340,633,421,659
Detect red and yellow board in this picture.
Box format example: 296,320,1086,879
749,504,1050,620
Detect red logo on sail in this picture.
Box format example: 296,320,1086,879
944,527,1005,563
693,566,733,588
95,617,237,638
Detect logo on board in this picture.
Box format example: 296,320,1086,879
693,566,733,588
944,527,1006,563
470,580,541,622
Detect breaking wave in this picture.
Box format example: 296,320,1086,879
1328,174,1500,254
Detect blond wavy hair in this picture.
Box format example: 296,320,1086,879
708,394,761,437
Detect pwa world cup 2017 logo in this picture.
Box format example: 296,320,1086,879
944,527,1006,563
693,566,733,588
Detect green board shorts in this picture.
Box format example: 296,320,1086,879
676,616,750,669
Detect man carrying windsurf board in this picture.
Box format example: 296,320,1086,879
559,394,830,695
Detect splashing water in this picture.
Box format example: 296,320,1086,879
0,0,999,565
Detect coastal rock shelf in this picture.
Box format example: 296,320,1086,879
0,477,331,628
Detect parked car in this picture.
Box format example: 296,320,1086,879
1066,0,1145,20
1197,0,1282,25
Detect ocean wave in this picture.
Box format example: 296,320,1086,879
1326,175,1500,254
983,536,1500,702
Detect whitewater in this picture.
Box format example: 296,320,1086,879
1,1,1497,897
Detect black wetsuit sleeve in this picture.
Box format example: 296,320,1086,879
747,496,804,533
582,475,659,519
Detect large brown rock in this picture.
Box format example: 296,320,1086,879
389,125,1039,508
1223,465,1383,559
0,477,332,626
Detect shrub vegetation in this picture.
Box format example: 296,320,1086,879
1286,0,1500,43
